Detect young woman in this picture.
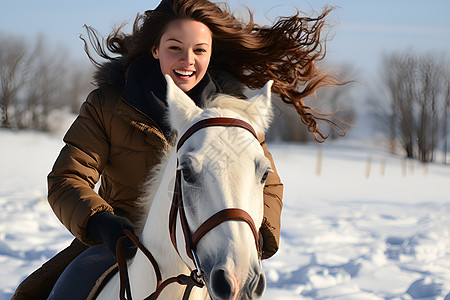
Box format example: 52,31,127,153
13,0,340,298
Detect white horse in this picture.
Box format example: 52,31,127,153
96,75,273,300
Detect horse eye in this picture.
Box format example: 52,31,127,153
182,167,196,184
261,171,269,184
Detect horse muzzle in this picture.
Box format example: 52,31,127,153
207,264,266,300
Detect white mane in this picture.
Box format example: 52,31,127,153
135,144,173,235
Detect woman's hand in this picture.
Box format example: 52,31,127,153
87,211,137,259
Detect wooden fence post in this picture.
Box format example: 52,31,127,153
402,158,407,177
380,158,386,176
316,148,323,176
365,156,372,179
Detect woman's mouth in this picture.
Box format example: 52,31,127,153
174,69,195,79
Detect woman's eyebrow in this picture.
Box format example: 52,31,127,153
165,38,210,47
165,38,183,43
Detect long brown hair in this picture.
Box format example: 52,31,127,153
83,0,345,141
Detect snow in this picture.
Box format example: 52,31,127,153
1,128,450,299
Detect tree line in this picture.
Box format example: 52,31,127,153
373,51,450,163
0,34,92,131
1,34,449,163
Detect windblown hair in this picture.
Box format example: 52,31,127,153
82,0,344,140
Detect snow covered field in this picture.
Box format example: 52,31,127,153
1,128,449,299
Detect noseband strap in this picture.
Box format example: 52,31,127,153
191,208,260,251
169,117,263,266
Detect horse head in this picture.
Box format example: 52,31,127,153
165,75,273,300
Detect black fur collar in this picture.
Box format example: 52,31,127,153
92,55,245,98
92,55,246,135
121,55,221,134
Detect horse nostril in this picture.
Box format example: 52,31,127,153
211,268,232,298
250,270,266,297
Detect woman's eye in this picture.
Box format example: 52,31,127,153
169,46,181,51
194,48,207,54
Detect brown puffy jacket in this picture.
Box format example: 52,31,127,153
12,59,283,299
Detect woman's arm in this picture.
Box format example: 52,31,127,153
259,137,284,259
47,89,114,245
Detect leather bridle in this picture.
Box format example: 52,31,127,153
117,117,262,300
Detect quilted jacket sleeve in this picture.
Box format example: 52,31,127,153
47,89,114,246
259,137,284,259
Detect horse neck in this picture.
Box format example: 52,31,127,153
126,147,209,299
139,150,189,276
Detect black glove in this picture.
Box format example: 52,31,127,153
87,211,137,259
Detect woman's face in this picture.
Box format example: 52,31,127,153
152,19,212,92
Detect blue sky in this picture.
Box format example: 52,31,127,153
1,0,450,79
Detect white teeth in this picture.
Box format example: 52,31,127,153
174,70,194,76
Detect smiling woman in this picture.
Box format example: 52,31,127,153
83,0,343,139
151,19,212,92
11,0,343,298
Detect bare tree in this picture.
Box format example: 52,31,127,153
267,62,357,142
0,35,27,128
25,38,69,131
266,97,314,142
444,78,450,164
312,63,357,140
388,54,417,158
67,65,93,114
0,33,93,131
377,51,449,162
416,55,443,162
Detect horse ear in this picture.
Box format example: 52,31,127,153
246,80,274,133
165,75,203,132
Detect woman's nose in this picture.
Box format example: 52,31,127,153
181,50,195,65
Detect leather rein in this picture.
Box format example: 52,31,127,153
116,117,262,300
